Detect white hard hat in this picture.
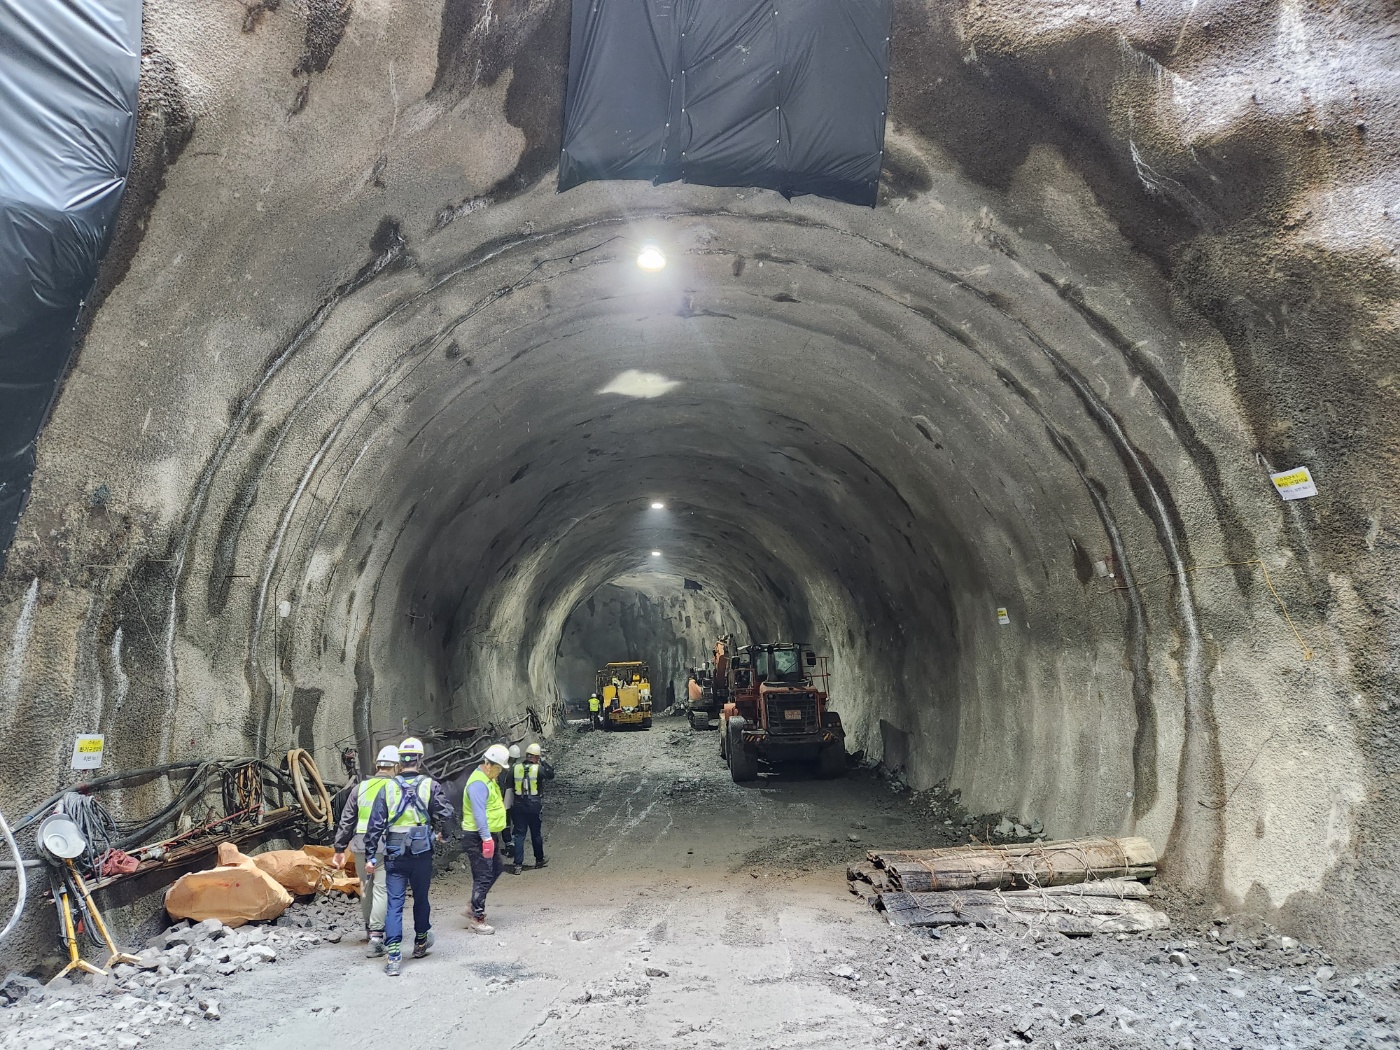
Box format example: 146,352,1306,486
508,744,522,760
375,745,400,766
526,743,542,757
483,744,510,766
398,737,425,758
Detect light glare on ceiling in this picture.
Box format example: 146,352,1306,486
651,550,662,557
650,501,665,509
636,245,666,271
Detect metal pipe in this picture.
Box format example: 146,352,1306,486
0,860,44,869
0,808,29,943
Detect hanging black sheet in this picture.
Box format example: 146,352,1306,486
0,0,140,569
558,0,892,207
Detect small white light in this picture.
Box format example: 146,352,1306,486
651,550,662,558
277,600,292,618
636,245,666,272
650,501,665,510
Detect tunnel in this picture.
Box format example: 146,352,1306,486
1,0,1398,991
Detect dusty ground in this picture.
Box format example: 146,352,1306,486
6,717,1399,1049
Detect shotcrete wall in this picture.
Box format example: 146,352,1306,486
0,0,1397,965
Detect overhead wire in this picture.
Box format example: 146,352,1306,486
1098,558,1314,659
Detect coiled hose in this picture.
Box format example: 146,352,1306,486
287,749,333,827
59,791,119,876
0,807,27,944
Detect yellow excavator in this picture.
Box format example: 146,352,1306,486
596,661,652,730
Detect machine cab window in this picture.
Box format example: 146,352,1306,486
769,647,803,683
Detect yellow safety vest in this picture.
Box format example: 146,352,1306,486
355,776,391,834
383,776,432,828
461,768,507,833
513,762,540,798
589,695,600,713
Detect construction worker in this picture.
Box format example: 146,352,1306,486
501,744,520,832
588,692,601,730
510,743,555,875
331,745,399,957
461,743,511,934
362,737,454,976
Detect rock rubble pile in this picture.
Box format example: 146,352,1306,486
0,892,359,1050
819,914,1400,1049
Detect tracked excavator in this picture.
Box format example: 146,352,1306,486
685,636,732,730
717,642,846,782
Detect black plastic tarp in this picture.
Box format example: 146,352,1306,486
558,0,892,207
0,0,140,569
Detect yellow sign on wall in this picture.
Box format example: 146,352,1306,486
1270,466,1317,501
71,734,104,770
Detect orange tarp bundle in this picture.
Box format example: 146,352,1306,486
164,842,363,927
254,846,361,896
164,843,293,927
303,844,361,894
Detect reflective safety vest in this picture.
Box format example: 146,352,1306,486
383,775,432,828
461,768,508,833
355,776,391,834
513,762,540,799
589,695,600,713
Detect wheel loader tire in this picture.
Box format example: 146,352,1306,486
642,716,652,729
727,719,758,783
818,744,847,779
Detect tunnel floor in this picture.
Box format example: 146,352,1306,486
24,720,1370,1050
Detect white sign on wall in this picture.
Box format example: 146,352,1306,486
71,734,104,771
996,607,1011,626
1270,466,1317,501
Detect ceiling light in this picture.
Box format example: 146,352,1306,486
650,501,665,510
636,245,666,272
651,550,662,557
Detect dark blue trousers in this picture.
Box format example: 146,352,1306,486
383,850,433,952
513,808,544,866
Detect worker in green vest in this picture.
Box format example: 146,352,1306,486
588,692,601,730
332,745,400,956
362,737,455,976
509,742,555,875
461,743,511,934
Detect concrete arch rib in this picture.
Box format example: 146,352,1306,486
142,201,1244,888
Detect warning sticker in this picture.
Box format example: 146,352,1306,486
996,608,1011,626
71,734,104,771
1270,467,1317,501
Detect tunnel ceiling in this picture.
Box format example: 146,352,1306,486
2,0,1398,962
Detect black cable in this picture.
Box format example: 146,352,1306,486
57,792,117,877
15,761,205,832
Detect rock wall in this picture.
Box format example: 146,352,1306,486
0,0,1396,964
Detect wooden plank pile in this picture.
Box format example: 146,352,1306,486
850,836,1169,935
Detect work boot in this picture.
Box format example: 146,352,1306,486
534,858,548,870
467,916,495,935
366,932,385,958
508,863,521,875
412,931,434,959
385,953,401,977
